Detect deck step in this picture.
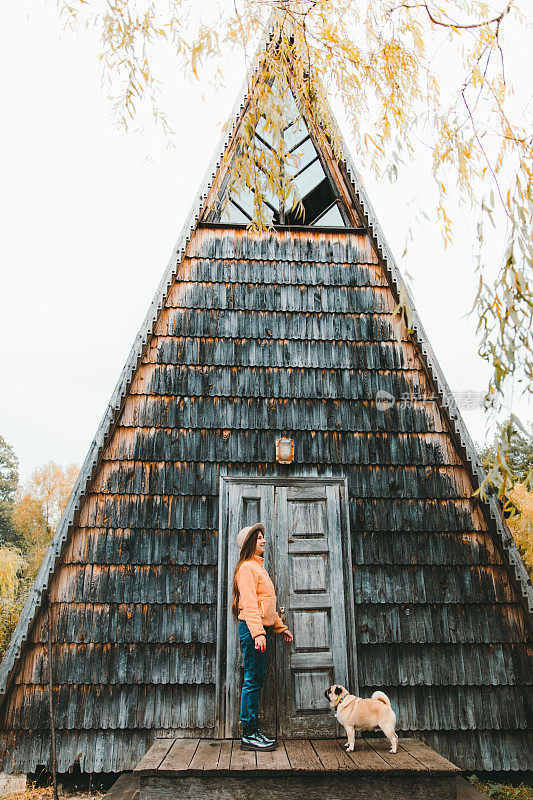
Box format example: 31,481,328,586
102,773,138,800
102,771,482,800
456,777,490,800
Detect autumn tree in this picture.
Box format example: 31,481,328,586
479,420,533,488
505,483,533,579
0,545,26,659
14,461,79,580
476,421,533,576
0,436,24,657
59,0,532,491
0,458,79,658
0,435,20,546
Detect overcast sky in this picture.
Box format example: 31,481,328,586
1,3,531,483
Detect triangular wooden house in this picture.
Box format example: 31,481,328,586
1,26,531,779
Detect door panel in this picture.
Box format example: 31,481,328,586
224,482,275,737
275,484,349,737
291,554,327,592
294,671,334,712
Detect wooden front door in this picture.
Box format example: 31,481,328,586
218,478,355,739
275,484,351,737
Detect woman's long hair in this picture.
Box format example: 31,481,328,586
231,529,261,619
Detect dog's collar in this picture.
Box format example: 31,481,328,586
337,695,361,712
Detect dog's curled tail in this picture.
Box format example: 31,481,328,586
371,691,391,705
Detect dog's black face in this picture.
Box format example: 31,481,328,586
324,685,344,700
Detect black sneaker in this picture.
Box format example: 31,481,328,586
241,730,278,751
256,730,277,746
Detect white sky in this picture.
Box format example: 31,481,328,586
1,3,531,482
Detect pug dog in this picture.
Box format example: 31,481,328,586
324,685,398,754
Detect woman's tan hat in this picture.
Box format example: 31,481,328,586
236,522,265,550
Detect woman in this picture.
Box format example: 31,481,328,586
232,522,293,751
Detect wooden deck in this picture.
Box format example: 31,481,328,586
135,737,460,800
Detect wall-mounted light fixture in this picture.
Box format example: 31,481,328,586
276,437,294,464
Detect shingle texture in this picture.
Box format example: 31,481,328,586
0,226,530,773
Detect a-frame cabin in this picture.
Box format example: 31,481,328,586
0,25,532,779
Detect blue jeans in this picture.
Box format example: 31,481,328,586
238,620,271,734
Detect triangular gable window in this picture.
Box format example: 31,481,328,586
208,89,349,228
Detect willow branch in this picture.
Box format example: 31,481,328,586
389,1,513,30
461,89,513,227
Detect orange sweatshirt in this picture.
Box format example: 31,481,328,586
236,555,288,639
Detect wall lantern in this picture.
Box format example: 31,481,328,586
276,437,294,464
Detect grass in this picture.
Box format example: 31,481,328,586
1,785,103,800
468,777,533,800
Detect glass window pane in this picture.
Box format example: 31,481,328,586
256,116,278,149
286,137,318,177
284,117,309,150
312,203,345,226
259,178,281,212
231,187,275,224
220,200,250,224
292,158,326,199
253,134,274,163
284,90,300,121
231,186,255,217
254,195,275,224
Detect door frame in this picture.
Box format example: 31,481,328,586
215,474,358,738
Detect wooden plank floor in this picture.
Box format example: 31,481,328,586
134,737,460,777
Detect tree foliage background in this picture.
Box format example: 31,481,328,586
479,422,533,577
0,436,78,658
